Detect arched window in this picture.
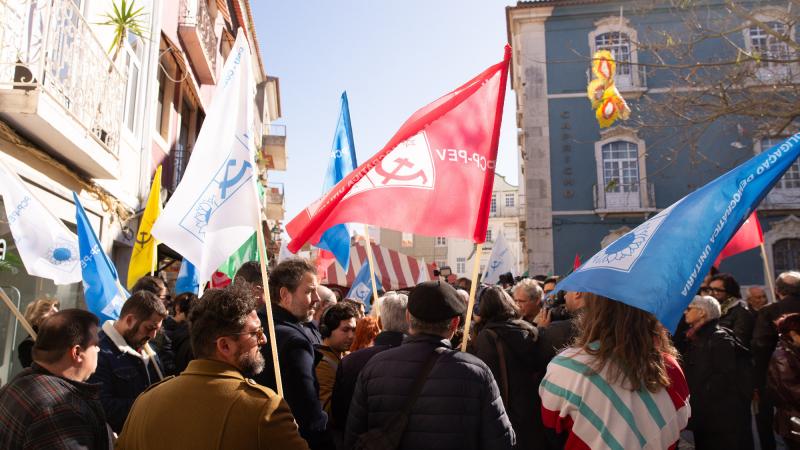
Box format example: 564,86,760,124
773,238,800,276
594,128,651,212
594,32,632,82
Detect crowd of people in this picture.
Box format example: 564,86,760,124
0,258,799,449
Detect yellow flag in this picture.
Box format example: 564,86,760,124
127,166,162,289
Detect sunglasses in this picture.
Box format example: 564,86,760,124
227,326,265,341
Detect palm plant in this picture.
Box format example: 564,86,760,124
97,0,149,73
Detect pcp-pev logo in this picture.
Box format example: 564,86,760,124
345,131,435,200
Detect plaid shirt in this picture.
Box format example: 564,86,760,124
0,363,112,450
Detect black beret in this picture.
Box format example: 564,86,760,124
408,281,465,322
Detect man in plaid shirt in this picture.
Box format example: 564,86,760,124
0,309,113,449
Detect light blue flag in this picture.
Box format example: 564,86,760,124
317,92,358,270
346,260,383,313
74,193,127,323
557,133,800,332
175,259,199,295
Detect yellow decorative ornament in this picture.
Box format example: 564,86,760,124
587,50,631,128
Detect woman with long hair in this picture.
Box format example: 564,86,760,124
17,298,59,368
349,316,380,352
468,286,544,449
539,292,690,449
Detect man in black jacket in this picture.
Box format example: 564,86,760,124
331,291,408,430
345,281,515,450
254,259,333,450
752,271,800,450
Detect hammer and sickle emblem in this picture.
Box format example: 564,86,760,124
490,260,502,270
374,157,427,185
135,231,152,249
219,160,252,199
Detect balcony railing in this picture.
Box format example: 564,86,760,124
171,144,191,191
593,182,656,212
760,188,800,210
0,0,127,155
262,124,287,171
179,0,217,84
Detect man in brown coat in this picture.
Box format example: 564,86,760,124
116,284,309,450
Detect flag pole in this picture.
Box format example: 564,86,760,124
363,225,380,308
255,222,284,397
0,288,36,339
760,242,777,303
461,242,483,352
150,243,157,276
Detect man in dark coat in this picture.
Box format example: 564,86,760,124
89,291,167,433
0,309,113,450
345,281,515,450
254,259,334,450
534,290,586,367
751,271,800,450
331,291,408,430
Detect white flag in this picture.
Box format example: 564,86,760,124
417,257,430,284
481,231,516,285
277,240,292,263
152,30,260,283
0,161,81,284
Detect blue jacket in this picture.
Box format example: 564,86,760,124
255,305,333,450
345,333,515,450
88,321,164,433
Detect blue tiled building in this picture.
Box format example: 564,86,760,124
506,0,800,285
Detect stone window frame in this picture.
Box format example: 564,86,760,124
588,16,643,90
741,7,798,82
593,126,651,212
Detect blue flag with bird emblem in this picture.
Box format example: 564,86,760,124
346,259,382,313
74,193,127,323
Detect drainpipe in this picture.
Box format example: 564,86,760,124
138,0,163,202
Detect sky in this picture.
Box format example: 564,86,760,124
250,1,519,227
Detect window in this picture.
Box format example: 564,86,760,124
155,69,168,139
122,33,144,134
747,19,794,80
589,17,641,89
594,129,650,211
773,238,800,277
602,140,639,194
486,228,492,242
490,194,497,213
435,237,447,247
505,193,515,207
594,32,631,81
456,257,466,274
401,232,413,248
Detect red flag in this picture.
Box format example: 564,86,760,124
316,249,335,281
573,253,581,271
287,47,511,252
714,211,763,266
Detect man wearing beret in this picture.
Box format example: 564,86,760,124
344,281,516,450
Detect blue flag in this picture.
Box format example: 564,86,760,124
317,92,358,270
175,258,199,295
346,259,382,313
557,133,800,332
74,193,127,323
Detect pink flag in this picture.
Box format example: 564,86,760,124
573,253,581,271
714,211,763,266
287,46,511,251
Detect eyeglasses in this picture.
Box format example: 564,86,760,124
707,287,727,294
229,326,265,341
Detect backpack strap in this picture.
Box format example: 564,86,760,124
485,328,509,404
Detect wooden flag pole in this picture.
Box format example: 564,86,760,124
255,222,284,397
760,242,777,303
150,243,158,276
363,225,380,308
0,288,36,339
460,242,483,352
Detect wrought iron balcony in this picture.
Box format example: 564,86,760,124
179,0,217,84
593,182,656,213
262,124,287,171
759,188,800,210
0,0,127,178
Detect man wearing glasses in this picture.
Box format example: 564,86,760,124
116,284,309,450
